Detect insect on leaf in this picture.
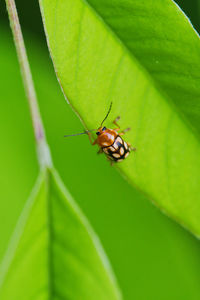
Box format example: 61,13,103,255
39,0,200,237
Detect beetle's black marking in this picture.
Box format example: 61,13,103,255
102,135,130,162
116,141,123,147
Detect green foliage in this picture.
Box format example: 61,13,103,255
39,0,200,236
1,1,200,299
0,169,121,299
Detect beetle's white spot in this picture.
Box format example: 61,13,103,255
103,148,109,154
120,147,124,155
113,137,122,149
124,142,128,150
113,142,118,149
102,142,109,146
125,152,129,158
113,153,120,158
110,135,115,143
117,136,123,143
117,159,123,162
109,146,115,152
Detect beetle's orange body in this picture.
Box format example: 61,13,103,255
94,127,118,147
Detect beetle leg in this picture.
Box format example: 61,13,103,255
106,156,114,166
113,128,120,133
119,127,131,136
92,139,98,146
113,116,121,128
85,131,96,145
127,142,136,151
97,148,103,154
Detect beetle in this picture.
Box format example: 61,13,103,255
64,102,136,163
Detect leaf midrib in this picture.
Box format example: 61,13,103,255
46,169,54,300
0,173,44,294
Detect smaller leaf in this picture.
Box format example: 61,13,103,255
0,169,121,300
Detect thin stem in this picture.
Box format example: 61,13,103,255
5,0,52,168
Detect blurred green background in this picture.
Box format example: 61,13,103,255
1,1,200,299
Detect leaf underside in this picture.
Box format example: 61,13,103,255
0,169,121,300
39,0,200,237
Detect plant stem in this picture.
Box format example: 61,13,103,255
5,0,52,168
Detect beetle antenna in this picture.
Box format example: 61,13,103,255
100,102,112,126
64,129,96,137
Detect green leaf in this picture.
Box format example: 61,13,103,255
0,169,121,300
39,0,200,237
2,26,200,300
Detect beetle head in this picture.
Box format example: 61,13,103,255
96,126,106,135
